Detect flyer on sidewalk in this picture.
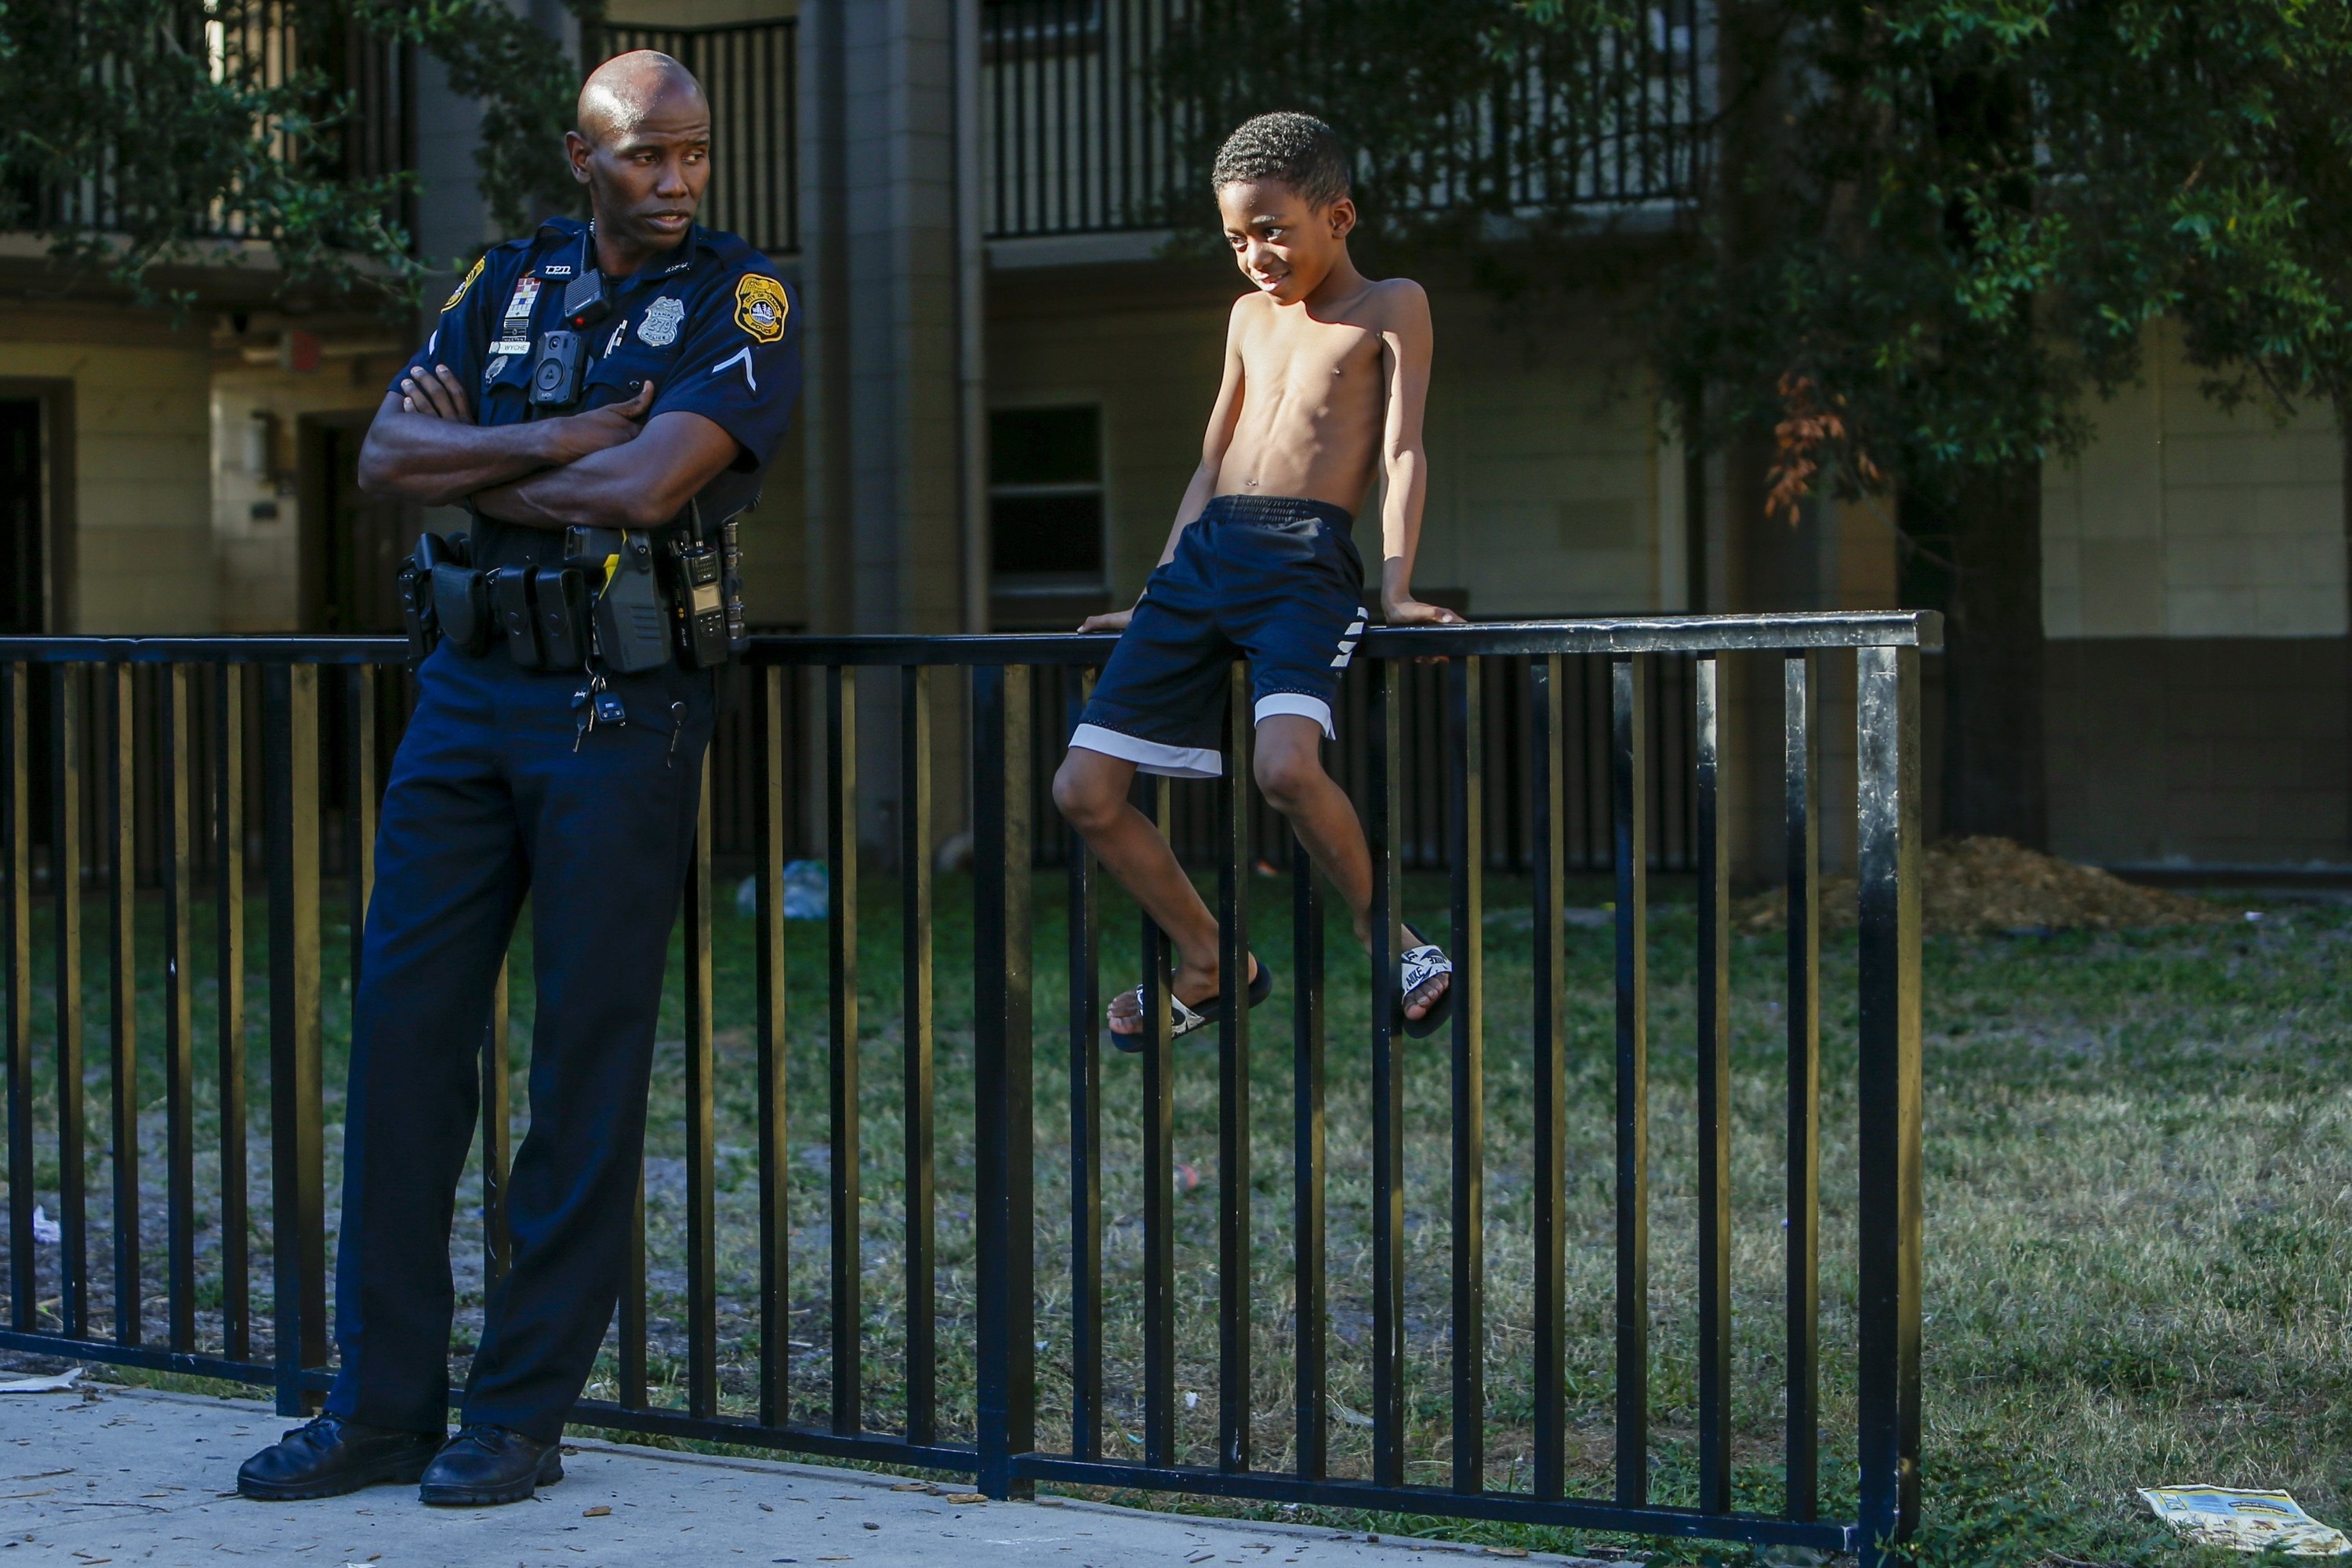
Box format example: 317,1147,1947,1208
2139,1486,2351,1555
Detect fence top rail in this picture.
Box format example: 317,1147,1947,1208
0,612,1940,669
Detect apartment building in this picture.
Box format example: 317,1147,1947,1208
0,0,2340,868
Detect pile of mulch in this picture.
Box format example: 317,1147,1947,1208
1733,836,2235,936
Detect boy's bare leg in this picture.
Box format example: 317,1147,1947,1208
1052,746,1254,1034
1251,715,1449,1022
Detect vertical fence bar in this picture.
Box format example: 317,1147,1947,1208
346,666,376,990
481,961,510,1295
2,666,29,1330
684,767,718,1420
161,666,198,1352
51,665,86,1337
1217,662,1253,1473
1138,769,1174,1465
215,665,249,1362
1694,655,1731,1515
1065,666,1104,1462
264,663,325,1416
1855,644,1924,1568
1528,655,1566,1500
753,666,791,1429
620,1165,647,1409
1446,655,1486,1493
825,666,861,1434
105,664,140,1344
1610,653,1650,1504
1784,651,1821,1519
1291,808,1327,1482
901,665,938,1445
972,662,1036,1498
1368,657,1406,1489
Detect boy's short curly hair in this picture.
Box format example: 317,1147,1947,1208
1210,112,1351,209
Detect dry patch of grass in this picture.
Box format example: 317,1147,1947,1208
1735,837,2232,936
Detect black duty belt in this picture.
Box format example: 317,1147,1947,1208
396,521,744,675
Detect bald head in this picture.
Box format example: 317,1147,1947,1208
577,50,707,148
567,51,713,272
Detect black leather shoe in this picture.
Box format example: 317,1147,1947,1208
417,1424,563,1507
237,1414,442,1501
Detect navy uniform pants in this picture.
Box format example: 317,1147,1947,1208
325,641,714,1442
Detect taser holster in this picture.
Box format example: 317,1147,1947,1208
580,528,673,674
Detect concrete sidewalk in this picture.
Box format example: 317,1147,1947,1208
0,1381,1588,1567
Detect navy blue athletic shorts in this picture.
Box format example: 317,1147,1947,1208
1071,494,1368,779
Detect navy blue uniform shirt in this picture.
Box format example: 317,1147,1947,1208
394,216,802,567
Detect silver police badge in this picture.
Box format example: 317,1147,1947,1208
637,295,685,348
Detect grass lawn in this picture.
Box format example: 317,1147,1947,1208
8,866,2348,1566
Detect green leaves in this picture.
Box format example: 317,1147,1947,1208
1153,0,2352,504
0,0,597,317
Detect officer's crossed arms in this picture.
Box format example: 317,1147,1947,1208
236,49,800,1515
358,53,742,528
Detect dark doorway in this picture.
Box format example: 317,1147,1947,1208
0,398,44,633
302,412,412,632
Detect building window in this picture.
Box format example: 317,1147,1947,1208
989,405,1105,590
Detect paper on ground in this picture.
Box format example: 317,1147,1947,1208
2140,1486,2351,1555
30,1205,59,1244
0,1367,82,1394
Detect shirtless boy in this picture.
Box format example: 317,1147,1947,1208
1051,111,1461,1045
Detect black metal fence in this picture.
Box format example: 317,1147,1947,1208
0,613,1928,1564
602,20,800,256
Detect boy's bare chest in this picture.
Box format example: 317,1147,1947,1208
1241,316,1385,398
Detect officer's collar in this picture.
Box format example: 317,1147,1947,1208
537,215,706,279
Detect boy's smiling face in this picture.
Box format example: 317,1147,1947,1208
1217,177,1356,303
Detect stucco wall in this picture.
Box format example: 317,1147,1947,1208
985,265,1688,618
0,306,215,633
211,347,406,633
2043,319,2346,639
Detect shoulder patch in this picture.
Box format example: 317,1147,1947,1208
441,254,485,314
734,274,789,344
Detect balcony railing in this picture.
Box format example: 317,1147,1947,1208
598,3,1708,254
13,5,1703,260
980,0,1714,241
0,611,1929,1565
602,20,800,256
5,1,416,246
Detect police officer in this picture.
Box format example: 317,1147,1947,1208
236,52,800,1508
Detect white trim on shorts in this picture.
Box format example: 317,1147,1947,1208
1253,692,1336,740
1069,722,1223,779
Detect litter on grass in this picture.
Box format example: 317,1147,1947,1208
2139,1486,2351,1555
0,1367,82,1393
734,860,830,920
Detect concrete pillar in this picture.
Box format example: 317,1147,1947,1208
411,53,491,283
801,0,985,855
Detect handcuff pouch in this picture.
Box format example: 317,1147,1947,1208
430,561,491,657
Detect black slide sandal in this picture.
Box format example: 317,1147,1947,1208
1398,927,1455,1040
1109,954,1276,1054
